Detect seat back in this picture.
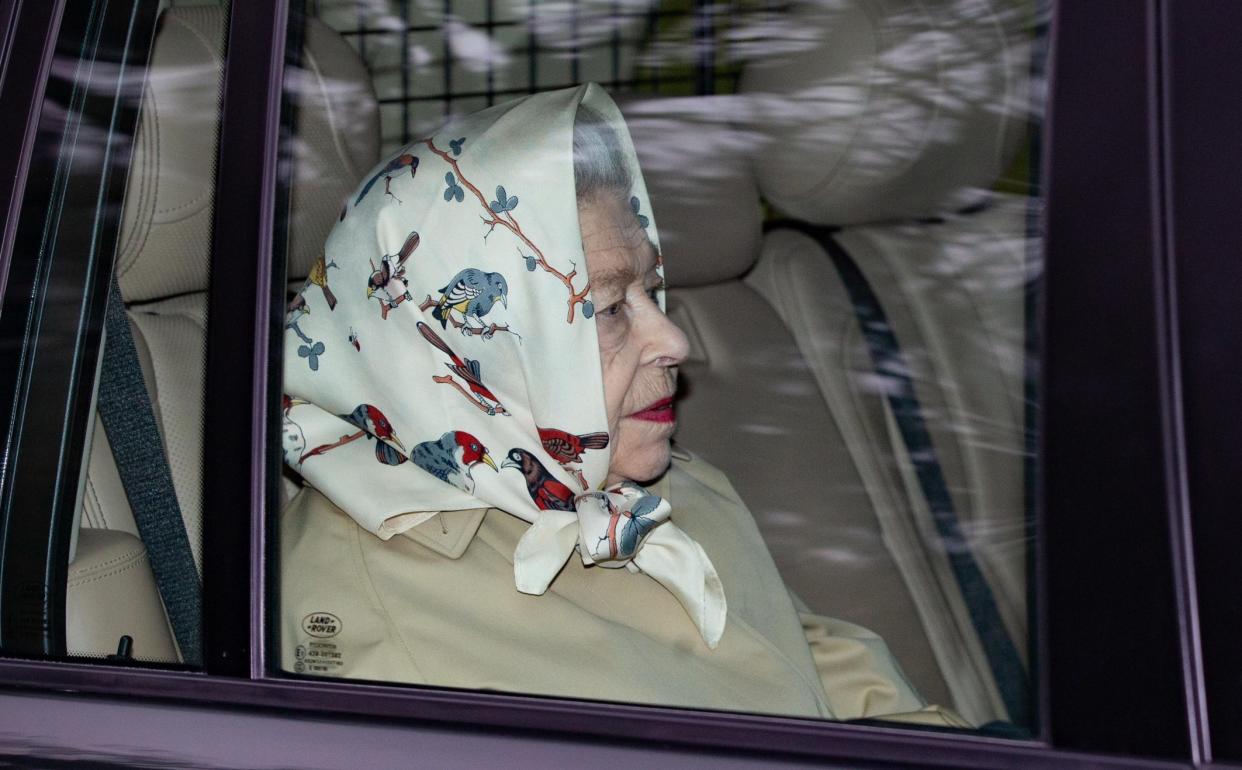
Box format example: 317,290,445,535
645,0,1037,723
69,7,380,662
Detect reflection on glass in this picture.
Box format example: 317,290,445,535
66,4,234,666
278,0,1046,733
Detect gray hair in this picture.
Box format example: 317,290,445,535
573,103,633,205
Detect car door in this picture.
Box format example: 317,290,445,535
0,0,1232,766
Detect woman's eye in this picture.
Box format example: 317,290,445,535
602,301,623,317
645,283,665,303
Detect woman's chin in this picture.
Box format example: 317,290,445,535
606,437,673,487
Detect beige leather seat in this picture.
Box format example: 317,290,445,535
632,0,1035,724
68,7,380,663
747,200,1032,724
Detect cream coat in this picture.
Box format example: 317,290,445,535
281,448,967,726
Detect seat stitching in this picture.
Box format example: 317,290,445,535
68,547,145,578
151,15,224,217
119,99,158,280
83,476,105,529
68,557,145,587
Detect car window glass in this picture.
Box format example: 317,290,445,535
0,1,231,668
273,0,1047,734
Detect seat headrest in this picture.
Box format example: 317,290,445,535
115,8,226,303
116,9,379,302
736,0,1033,225
285,17,381,280
620,96,762,287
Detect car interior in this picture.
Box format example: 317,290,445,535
66,0,1040,730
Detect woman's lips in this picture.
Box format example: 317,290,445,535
629,396,675,423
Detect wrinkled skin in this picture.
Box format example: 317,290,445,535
579,193,689,487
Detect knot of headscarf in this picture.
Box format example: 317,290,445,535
281,83,726,648
512,482,726,647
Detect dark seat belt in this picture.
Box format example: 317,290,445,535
771,222,1029,725
96,277,202,666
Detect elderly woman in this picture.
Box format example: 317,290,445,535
280,84,962,726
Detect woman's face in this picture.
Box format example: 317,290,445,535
580,192,689,487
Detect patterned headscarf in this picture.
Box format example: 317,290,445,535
282,84,725,647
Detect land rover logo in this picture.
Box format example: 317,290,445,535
301,612,341,638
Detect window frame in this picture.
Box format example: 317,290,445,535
0,0,1219,765
1038,0,1204,760
0,0,161,657
0,0,64,312
1161,2,1242,762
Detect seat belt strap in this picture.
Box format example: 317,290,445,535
773,222,1029,725
97,277,202,666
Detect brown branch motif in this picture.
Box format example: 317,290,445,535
417,294,520,341
431,375,500,415
423,138,592,324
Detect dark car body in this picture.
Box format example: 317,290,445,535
0,0,1240,767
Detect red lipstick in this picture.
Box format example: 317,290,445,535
630,396,675,423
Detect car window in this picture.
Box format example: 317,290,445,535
0,1,230,667
0,0,1226,765
271,0,1047,734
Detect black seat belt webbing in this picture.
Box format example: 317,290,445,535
774,222,1030,725
97,277,202,666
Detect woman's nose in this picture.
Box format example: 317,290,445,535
641,302,689,367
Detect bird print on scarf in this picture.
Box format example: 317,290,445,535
421,135,591,324
280,86,726,648
356,153,418,207
411,431,498,494
429,267,509,335
502,448,576,512
537,427,609,490
301,403,407,466
416,321,510,416
368,230,420,320
307,256,339,310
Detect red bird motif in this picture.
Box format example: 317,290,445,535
537,427,609,490
417,321,509,416
300,403,407,466
503,448,575,512
356,153,418,206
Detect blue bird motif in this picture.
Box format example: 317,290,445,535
432,268,509,333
